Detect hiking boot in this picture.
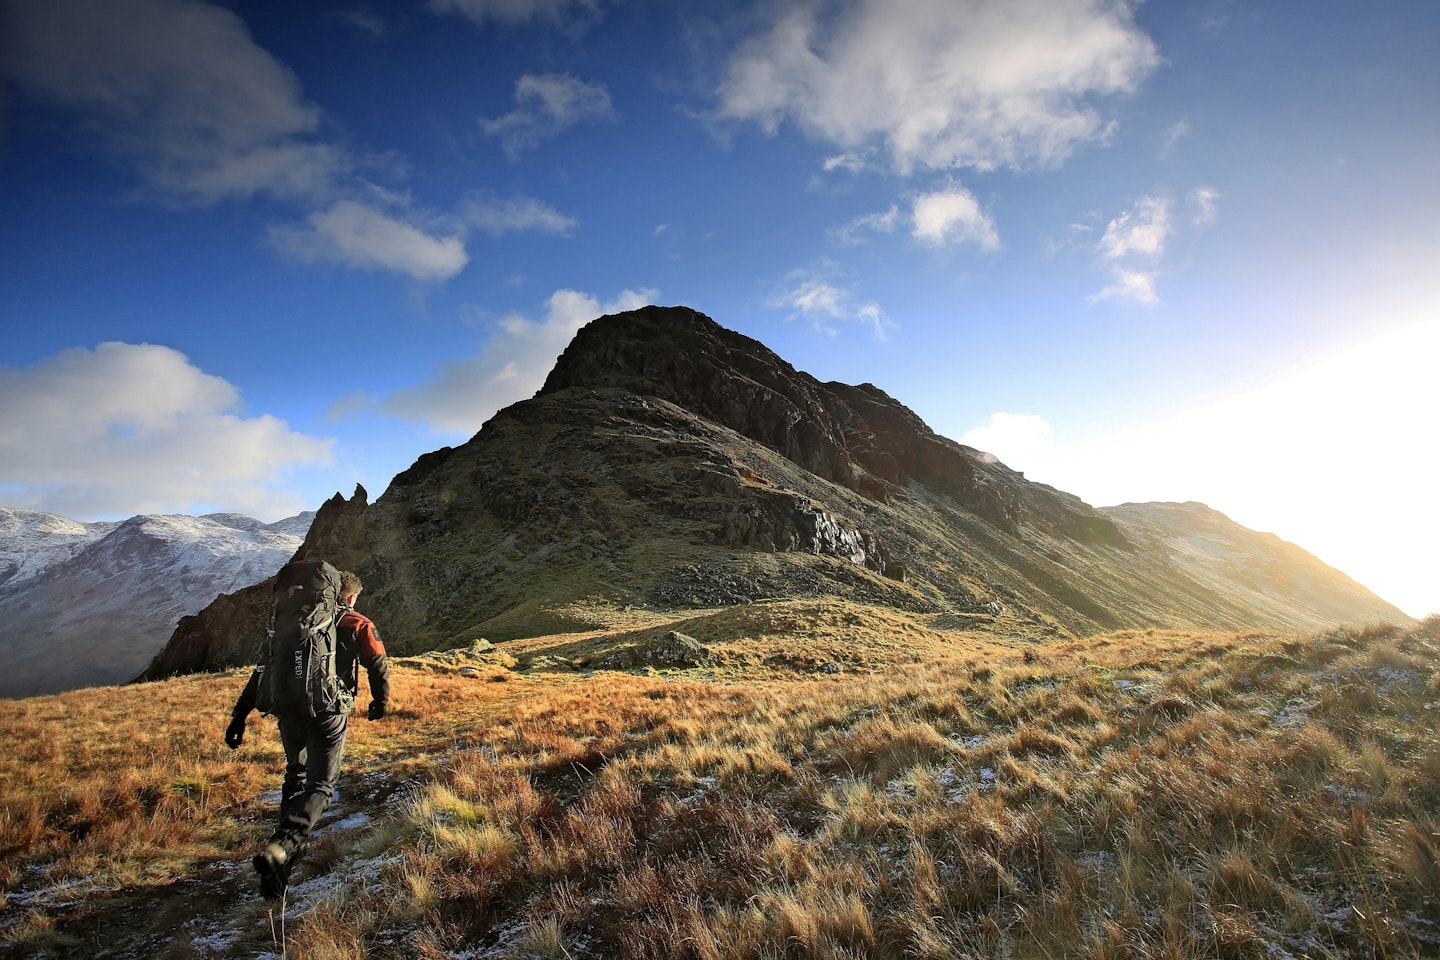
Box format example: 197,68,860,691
253,840,296,900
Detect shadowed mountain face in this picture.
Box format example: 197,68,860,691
143,306,1408,678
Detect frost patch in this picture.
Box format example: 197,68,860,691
283,852,403,912
1011,677,1062,694
1270,699,1319,728
324,811,373,832
885,778,917,798
187,918,245,954
7,874,119,911
679,775,718,804
935,764,995,802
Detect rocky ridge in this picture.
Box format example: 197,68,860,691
143,306,1409,679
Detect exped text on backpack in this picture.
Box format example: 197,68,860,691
263,559,353,716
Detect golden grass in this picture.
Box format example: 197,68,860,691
2,608,1438,958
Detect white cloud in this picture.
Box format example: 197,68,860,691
481,73,615,158
1161,119,1191,157
463,194,578,236
1089,194,1170,303
1190,185,1221,226
1099,195,1172,259
3,0,341,205
835,187,999,249
822,151,874,174
0,343,332,519
373,288,657,434
341,9,387,37
832,205,900,244
770,268,891,338
2,0,492,284
961,412,1055,470
429,0,599,28
718,0,1159,174
912,186,1001,250
270,200,469,282
1089,269,1159,305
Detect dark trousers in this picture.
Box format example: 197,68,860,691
274,710,349,849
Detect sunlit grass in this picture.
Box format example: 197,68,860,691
3,607,1438,958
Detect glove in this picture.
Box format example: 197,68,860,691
225,713,247,749
367,700,388,720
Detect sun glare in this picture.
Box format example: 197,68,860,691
985,319,1440,617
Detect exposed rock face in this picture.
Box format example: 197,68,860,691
0,510,312,697
303,484,370,561
140,579,273,681
143,305,1410,679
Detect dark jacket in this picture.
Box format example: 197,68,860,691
233,604,390,717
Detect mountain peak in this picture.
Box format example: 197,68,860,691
540,305,1116,542
541,305,767,396
540,304,860,492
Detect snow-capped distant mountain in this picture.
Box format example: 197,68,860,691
0,508,313,698
0,508,119,591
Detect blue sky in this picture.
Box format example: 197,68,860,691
2,0,1437,617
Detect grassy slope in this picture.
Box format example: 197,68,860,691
3,604,1438,959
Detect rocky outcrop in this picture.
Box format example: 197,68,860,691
542,307,858,490
297,484,370,563
409,638,519,673
139,580,273,680
599,631,718,670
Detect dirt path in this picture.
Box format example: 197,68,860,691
3,765,405,959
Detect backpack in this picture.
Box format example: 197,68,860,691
262,559,354,717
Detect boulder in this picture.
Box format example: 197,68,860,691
600,631,718,670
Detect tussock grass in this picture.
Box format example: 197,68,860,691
0,673,270,887
3,608,1438,958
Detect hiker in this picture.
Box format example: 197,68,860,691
224,564,391,898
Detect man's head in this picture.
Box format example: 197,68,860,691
339,571,363,606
